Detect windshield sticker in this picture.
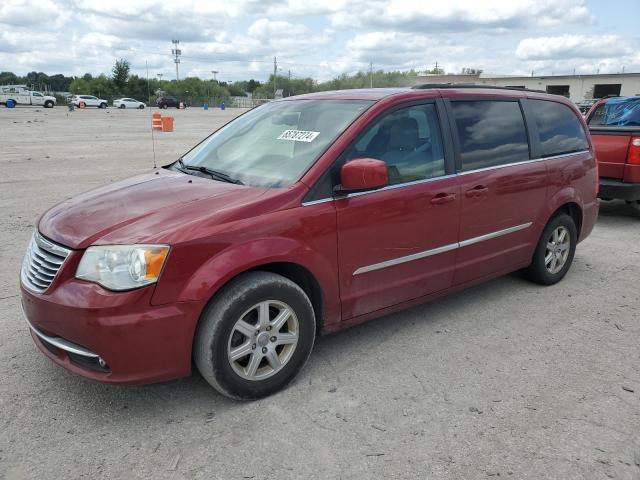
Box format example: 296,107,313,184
277,130,320,142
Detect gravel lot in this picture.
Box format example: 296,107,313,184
1,106,639,480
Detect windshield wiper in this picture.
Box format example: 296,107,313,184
175,158,243,185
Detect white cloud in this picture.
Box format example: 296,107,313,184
0,0,67,27
516,34,636,60
330,0,591,32
0,0,638,81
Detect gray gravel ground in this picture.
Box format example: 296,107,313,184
0,107,639,480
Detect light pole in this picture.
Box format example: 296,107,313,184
211,70,218,81
171,39,181,80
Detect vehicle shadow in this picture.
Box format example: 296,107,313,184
597,199,640,221
46,202,638,420
53,271,530,419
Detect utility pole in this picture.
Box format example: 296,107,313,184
273,56,277,98
171,39,181,81
211,70,218,81
145,60,151,105
369,62,373,88
288,69,291,81
157,73,163,81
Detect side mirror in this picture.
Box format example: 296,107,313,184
335,158,388,195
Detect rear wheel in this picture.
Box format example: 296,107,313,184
119,104,125,109
523,213,577,285
194,271,316,400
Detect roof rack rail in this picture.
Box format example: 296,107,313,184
411,83,546,94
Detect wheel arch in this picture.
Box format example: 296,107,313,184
554,202,583,239
541,186,584,239
193,261,325,335
246,262,324,334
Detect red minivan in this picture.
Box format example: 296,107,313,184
20,86,599,399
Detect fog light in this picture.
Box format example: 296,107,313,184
98,357,107,368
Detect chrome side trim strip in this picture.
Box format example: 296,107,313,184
457,150,589,176
353,222,533,275
301,198,334,207
346,173,458,199
458,222,532,247
23,312,99,358
300,150,590,206
353,242,459,275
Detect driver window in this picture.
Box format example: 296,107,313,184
344,103,445,185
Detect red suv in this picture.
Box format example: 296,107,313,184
21,86,599,399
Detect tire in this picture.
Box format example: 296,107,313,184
162,104,168,109
523,213,577,285
99,103,107,109
194,271,316,400
119,104,125,109
44,100,54,108
138,105,145,109
627,200,640,212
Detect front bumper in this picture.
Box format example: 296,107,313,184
21,279,204,385
599,178,640,201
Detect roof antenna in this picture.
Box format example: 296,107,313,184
146,60,157,169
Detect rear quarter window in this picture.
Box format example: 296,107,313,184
451,100,530,171
529,100,589,157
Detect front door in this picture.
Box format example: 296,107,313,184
335,102,460,319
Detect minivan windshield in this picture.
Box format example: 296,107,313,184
179,99,373,187
588,97,640,127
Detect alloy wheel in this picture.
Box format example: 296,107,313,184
227,300,299,381
545,226,570,274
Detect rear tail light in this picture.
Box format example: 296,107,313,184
628,137,640,165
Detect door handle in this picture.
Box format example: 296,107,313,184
430,192,456,205
465,185,489,198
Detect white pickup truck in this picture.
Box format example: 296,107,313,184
0,85,57,108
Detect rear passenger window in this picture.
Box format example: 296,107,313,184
529,100,589,157
451,101,529,171
344,103,445,185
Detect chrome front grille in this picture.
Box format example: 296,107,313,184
21,232,71,293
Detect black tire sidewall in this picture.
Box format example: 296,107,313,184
195,272,315,399
530,214,577,285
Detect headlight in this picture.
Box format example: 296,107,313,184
76,245,169,291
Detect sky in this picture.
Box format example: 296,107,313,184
1,0,639,82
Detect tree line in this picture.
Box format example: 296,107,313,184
1,59,480,105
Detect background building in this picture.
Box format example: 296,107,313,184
410,73,640,102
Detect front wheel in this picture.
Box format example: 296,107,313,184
194,271,316,400
523,213,577,285
138,104,145,109
99,102,107,109
44,100,54,108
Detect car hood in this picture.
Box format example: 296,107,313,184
38,169,271,249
